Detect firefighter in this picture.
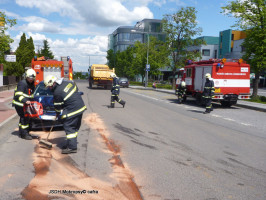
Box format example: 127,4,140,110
203,73,215,114
12,69,36,140
176,81,187,104
44,75,87,154
110,73,126,108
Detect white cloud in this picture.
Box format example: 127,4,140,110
15,0,153,27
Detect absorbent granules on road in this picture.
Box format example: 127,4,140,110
21,113,143,200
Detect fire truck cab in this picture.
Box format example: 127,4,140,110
176,59,251,107
31,56,73,85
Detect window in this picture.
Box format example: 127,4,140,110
241,45,246,52
214,50,217,58
202,49,210,56
231,34,234,40
186,68,192,77
231,47,233,52
130,33,143,42
118,33,130,41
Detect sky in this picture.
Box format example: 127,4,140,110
0,0,237,72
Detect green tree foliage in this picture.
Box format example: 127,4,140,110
107,36,170,82
40,39,54,59
222,0,266,97
4,62,24,76
27,36,35,62
0,11,16,64
16,33,35,72
106,49,116,69
73,72,88,79
163,7,205,88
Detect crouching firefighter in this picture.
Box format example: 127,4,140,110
110,73,126,108
44,75,87,154
176,81,187,104
203,73,215,114
12,69,36,140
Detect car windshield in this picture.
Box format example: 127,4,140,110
34,82,53,96
119,78,128,81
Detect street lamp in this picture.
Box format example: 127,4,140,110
131,29,150,87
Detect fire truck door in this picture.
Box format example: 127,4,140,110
203,66,212,89
43,67,62,80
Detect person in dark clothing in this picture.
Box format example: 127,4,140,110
12,69,36,140
44,75,87,154
203,73,215,114
175,81,187,104
110,73,126,108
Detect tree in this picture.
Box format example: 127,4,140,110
16,33,35,71
0,11,16,64
106,49,116,69
163,7,205,88
26,36,35,61
40,39,54,59
4,62,24,76
222,0,266,97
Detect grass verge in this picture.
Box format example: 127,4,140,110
245,96,266,104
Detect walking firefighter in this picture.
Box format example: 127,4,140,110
110,73,126,108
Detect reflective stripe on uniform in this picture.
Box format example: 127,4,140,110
12,100,24,107
54,102,64,105
15,92,33,98
67,132,78,139
61,106,86,119
19,96,24,102
21,124,29,129
64,86,77,101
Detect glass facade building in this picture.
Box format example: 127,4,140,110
108,19,166,53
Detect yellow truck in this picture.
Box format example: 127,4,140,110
88,64,115,89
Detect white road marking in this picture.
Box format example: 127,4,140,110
126,89,254,127
223,118,236,122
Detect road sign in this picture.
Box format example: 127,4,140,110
146,64,150,71
5,55,16,62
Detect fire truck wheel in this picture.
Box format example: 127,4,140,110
89,81,92,89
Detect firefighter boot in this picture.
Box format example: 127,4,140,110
61,148,77,154
203,109,210,114
110,102,115,108
21,134,33,140
120,100,126,108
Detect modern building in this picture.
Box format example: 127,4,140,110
187,36,219,60
108,19,165,53
218,29,246,58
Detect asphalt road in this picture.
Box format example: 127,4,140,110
0,80,265,200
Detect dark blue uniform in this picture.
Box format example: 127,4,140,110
110,77,125,108
203,79,215,113
53,79,86,150
12,79,35,138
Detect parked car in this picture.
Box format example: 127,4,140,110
119,77,129,88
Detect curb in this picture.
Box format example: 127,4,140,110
234,103,266,112
129,86,266,112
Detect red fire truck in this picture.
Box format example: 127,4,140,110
31,56,73,85
176,59,251,107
